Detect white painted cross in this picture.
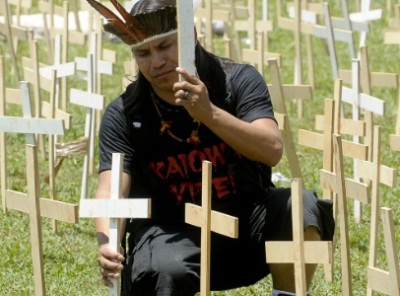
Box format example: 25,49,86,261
185,161,239,296
79,153,151,296
341,59,385,223
39,34,76,111
339,45,398,163
313,3,354,80
23,35,75,162
70,53,105,200
349,0,382,48
177,0,196,78
329,0,370,52
75,32,113,175
265,178,333,295
339,45,398,95
0,81,79,296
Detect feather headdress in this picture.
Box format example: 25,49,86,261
86,0,178,48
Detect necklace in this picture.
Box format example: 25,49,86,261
150,90,201,145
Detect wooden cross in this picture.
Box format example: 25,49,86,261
22,35,75,155
341,59,385,223
348,0,382,48
265,178,332,295
232,0,274,54
0,55,19,212
75,32,113,175
298,79,368,281
41,69,73,232
5,0,32,26
387,2,400,27
267,58,314,180
195,1,241,60
313,3,355,80
177,0,196,77
276,0,310,117
39,0,86,64
185,161,239,296
339,45,398,97
384,4,400,53
366,207,400,295
339,45,398,161
241,32,281,75
215,0,249,62
355,125,397,296
312,80,367,165
194,0,214,53
69,53,105,200
278,0,318,89
329,0,369,53
79,153,151,296
89,20,117,139
0,0,30,84
38,34,77,111
0,81,78,296
390,133,400,152
319,134,370,295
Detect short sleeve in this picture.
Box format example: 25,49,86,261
229,64,275,123
98,97,135,174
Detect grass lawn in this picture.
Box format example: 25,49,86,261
0,0,399,295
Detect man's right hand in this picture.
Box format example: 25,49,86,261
97,243,125,288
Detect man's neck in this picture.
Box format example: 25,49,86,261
152,87,177,106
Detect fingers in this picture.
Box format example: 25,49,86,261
99,265,122,288
98,244,124,287
175,67,197,82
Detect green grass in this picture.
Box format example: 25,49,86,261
1,0,400,295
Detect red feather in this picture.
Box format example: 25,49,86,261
109,0,135,24
86,0,138,44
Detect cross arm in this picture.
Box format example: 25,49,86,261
185,203,239,238
355,160,397,187
79,198,151,218
320,169,370,203
266,241,332,264
5,190,78,223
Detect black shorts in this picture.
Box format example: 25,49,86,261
122,188,335,295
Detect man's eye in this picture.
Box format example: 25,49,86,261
160,43,171,49
135,51,149,57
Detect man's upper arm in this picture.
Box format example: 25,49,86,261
96,170,132,199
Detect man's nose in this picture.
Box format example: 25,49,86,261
151,52,166,68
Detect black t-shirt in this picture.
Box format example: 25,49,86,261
99,63,276,222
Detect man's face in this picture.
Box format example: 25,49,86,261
132,33,179,92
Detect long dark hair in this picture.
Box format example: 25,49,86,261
121,0,234,118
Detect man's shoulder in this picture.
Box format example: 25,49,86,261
106,95,124,109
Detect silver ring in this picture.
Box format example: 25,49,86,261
183,90,190,100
